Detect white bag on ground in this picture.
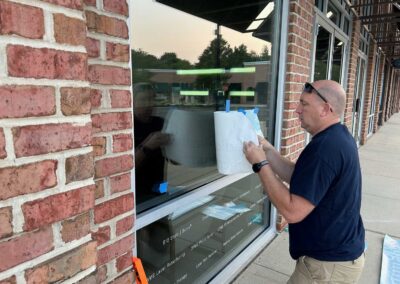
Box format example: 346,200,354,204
214,111,259,175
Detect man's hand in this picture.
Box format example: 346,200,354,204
143,132,170,150
243,141,267,164
258,136,274,154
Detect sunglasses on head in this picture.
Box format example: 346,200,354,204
303,82,328,103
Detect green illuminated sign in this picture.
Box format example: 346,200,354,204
229,91,255,97
180,90,209,96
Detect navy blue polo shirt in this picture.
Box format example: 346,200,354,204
289,123,365,261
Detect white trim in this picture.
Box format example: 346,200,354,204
135,173,251,230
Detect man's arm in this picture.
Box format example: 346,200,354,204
244,141,314,223
258,137,295,183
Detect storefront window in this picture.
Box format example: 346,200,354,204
137,175,271,283
132,0,279,213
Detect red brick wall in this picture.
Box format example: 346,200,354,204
85,0,134,282
0,0,133,282
343,19,361,130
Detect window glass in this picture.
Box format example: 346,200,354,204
331,38,344,83
315,0,324,11
327,2,341,27
132,0,279,213
137,175,271,284
343,18,350,35
314,25,331,81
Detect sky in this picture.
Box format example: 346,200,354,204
130,0,273,64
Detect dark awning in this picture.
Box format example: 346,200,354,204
156,0,272,33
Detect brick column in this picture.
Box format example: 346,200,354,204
85,0,135,283
360,40,377,145
277,0,314,231
372,53,386,133
0,1,96,283
343,19,361,130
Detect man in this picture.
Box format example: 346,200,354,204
243,80,365,283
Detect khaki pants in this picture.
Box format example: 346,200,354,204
287,254,365,284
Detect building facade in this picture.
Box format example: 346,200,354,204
0,0,399,283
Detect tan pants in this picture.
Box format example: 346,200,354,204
287,254,365,284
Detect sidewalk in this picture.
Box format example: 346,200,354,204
232,112,400,284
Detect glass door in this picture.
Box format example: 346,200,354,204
367,50,381,136
351,54,367,147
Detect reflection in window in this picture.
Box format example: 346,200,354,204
137,175,271,284
327,2,341,27
132,0,278,213
331,38,343,83
314,25,330,81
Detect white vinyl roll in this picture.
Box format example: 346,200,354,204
214,111,259,175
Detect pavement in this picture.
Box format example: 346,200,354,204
232,112,400,284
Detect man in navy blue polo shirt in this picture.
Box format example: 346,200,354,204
243,80,365,283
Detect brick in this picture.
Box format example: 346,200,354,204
0,1,44,39
0,160,57,201
110,90,131,108
91,226,110,246
25,241,96,283
95,179,105,199
0,207,13,238
97,235,134,265
86,37,100,58
83,0,96,7
110,271,134,284
7,45,87,80
106,42,129,62
13,123,91,157
103,0,128,16
94,154,133,178
0,276,16,284
0,227,53,272
86,11,128,38
0,85,55,118
22,185,95,231
40,0,83,10
116,215,134,236
0,128,6,159
112,134,132,153
88,65,130,85
61,87,91,115
61,212,90,243
92,136,106,157
54,14,86,46
116,251,132,272
92,112,132,133
90,89,102,108
94,194,134,224
65,153,94,183
110,173,131,194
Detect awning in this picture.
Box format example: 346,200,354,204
351,0,400,59
156,0,273,34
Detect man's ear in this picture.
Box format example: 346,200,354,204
320,103,332,117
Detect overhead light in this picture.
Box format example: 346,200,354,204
327,11,333,18
337,41,343,46
246,2,274,31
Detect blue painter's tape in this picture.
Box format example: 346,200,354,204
225,99,230,112
152,181,168,194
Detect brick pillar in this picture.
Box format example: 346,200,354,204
372,53,386,133
0,1,97,283
85,0,135,283
277,0,314,231
360,40,377,145
343,19,361,130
